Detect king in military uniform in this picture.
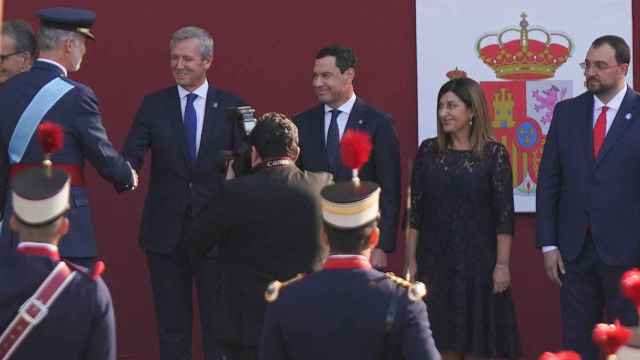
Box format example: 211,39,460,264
259,131,441,360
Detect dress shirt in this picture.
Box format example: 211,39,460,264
324,92,357,141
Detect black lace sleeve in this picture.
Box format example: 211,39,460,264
489,142,515,235
409,140,431,229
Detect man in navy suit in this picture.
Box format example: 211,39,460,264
537,35,640,360
294,44,401,267
0,154,115,360
0,8,137,267
260,177,440,360
123,26,245,360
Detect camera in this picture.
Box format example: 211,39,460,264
218,106,258,178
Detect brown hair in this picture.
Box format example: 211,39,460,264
436,77,494,157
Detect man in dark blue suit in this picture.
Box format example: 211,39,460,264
123,26,245,360
0,154,115,360
0,8,137,267
260,177,440,360
294,44,401,267
537,35,640,360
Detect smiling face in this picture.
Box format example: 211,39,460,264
312,56,354,108
171,38,211,91
438,90,473,138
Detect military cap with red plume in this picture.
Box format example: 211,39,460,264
538,351,581,360
321,129,379,229
593,320,632,358
11,121,70,226
340,129,372,184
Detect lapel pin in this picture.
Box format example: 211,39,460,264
213,102,219,108
625,113,632,120
358,119,363,125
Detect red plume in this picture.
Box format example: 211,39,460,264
340,130,372,170
538,351,581,360
37,122,64,154
592,320,632,355
621,268,640,309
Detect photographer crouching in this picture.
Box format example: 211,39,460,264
188,112,332,360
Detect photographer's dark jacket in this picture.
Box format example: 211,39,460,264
123,84,244,253
188,161,332,346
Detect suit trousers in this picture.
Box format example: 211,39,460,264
560,233,638,360
146,213,222,360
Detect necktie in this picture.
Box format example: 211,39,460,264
593,106,608,158
184,93,198,163
325,109,341,171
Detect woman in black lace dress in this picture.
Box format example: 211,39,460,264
405,78,521,360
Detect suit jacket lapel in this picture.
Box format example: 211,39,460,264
310,104,329,170
167,87,192,169
580,94,595,169
196,86,219,168
595,88,637,167
336,97,368,179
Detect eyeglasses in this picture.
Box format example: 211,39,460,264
0,51,23,64
579,61,622,72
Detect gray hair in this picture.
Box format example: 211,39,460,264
170,26,213,60
37,26,83,52
2,20,37,57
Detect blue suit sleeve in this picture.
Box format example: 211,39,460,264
374,115,401,252
122,97,152,171
71,88,133,192
399,297,441,360
84,279,116,360
536,103,564,247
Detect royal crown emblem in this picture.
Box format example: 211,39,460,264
476,13,573,80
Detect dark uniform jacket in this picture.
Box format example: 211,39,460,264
0,243,115,360
123,84,244,253
294,97,401,252
259,256,441,360
0,60,135,258
188,161,332,347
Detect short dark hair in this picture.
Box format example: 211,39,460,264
249,112,299,159
323,220,376,254
316,44,357,73
2,20,37,58
592,35,630,65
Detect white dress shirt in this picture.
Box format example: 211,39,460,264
324,92,357,141
177,80,208,155
542,84,628,254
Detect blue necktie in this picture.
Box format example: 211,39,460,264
184,93,198,163
325,109,341,171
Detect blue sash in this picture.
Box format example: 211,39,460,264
8,77,75,164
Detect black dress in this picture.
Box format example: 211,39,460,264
410,138,521,359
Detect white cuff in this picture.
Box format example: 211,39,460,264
542,245,558,253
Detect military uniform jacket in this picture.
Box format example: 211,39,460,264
259,256,441,360
0,60,134,258
0,244,115,360
188,162,332,346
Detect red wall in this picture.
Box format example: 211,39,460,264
4,1,639,359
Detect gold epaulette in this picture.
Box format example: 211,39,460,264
264,273,305,303
384,272,427,301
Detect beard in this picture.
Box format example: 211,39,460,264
585,76,616,95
